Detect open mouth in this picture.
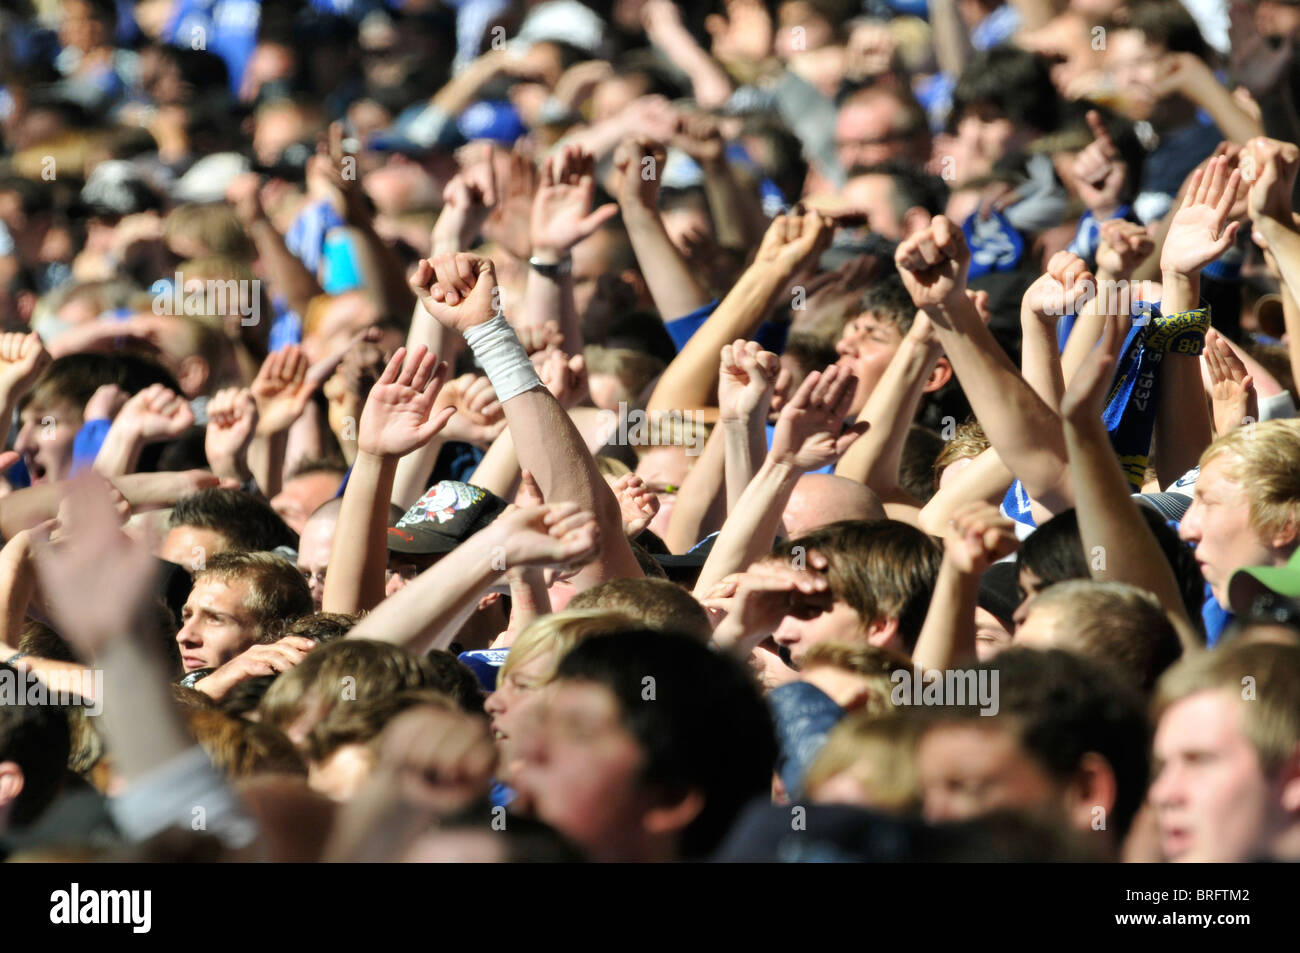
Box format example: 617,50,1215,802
25,458,47,484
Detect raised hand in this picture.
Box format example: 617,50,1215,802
712,556,831,653
0,331,50,401
435,373,505,448
357,346,454,459
483,148,538,261
432,143,497,254
1072,110,1127,217
531,145,619,259
538,348,588,409
1203,328,1258,436
494,500,601,572
718,339,780,424
608,472,660,539
115,383,195,442
753,207,837,277
670,111,726,167
30,474,161,657
769,363,865,471
370,703,498,816
409,252,500,333
1095,219,1154,280
1244,136,1300,229
195,636,317,701
894,215,971,314
204,387,258,481
611,136,668,211
1161,154,1241,276
1022,251,1096,321
252,345,316,436
945,501,1020,575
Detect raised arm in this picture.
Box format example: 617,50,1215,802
693,363,863,599
410,253,644,586
646,208,834,413
346,502,598,654
1059,310,1201,651
610,136,712,323
718,339,780,511
895,216,1074,512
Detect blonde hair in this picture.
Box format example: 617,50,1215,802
800,640,911,718
499,609,638,689
803,712,918,812
166,204,254,261
1199,419,1300,542
1154,642,1300,777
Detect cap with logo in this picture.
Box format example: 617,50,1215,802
387,481,508,555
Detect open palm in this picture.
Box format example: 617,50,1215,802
1162,155,1241,276
253,345,315,436
358,346,454,458
770,364,863,471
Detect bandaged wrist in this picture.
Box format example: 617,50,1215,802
463,314,543,402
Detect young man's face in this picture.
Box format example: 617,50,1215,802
484,649,555,768
511,679,655,862
1108,30,1164,117
1179,454,1281,608
915,721,1063,824
14,400,79,485
1150,690,1284,862
772,594,874,668
837,310,905,416
296,515,335,610
634,445,693,540
176,576,262,672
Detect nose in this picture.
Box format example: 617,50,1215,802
176,617,200,648
1178,503,1201,543
836,336,854,357
14,421,37,456
484,688,505,717
1012,595,1033,628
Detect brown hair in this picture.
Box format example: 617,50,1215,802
568,577,712,641
192,551,314,642
183,708,307,779
779,520,943,652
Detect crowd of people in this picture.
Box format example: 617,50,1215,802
0,0,1298,864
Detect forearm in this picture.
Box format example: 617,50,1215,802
647,23,733,108
1185,78,1263,145
928,295,1072,509
835,335,940,494
500,567,550,646
1064,415,1199,648
622,203,712,323
322,450,394,613
693,457,799,598
665,422,727,554
917,447,1015,537
391,434,447,510
1021,310,1066,411
467,425,520,500
345,222,417,320
348,530,498,653
96,639,194,780
722,417,765,513
522,265,580,353
92,423,145,477
699,157,766,253
930,0,973,80
504,387,642,584
248,217,323,319
248,430,287,499
0,535,34,649
646,267,782,412
910,553,979,671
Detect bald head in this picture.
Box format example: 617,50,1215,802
783,474,886,538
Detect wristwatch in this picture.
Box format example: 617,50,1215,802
529,255,572,280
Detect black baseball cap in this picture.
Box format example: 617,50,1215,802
387,481,508,555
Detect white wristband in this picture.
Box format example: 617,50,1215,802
463,313,544,402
